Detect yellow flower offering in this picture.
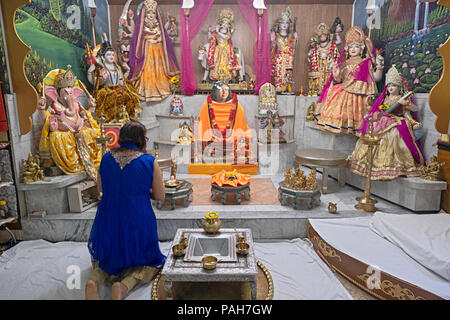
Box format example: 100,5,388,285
170,76,180,84
205,211,219,219
379,104,389,111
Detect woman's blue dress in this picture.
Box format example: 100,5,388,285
88,142,166,276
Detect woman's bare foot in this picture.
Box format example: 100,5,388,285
111,282,128,300
85,280,100,300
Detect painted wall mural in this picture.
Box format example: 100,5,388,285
353,0,450,93
14,0,110,89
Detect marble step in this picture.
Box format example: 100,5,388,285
19,174,420,243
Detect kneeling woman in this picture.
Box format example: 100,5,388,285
86,120,166,300
348,65,425,180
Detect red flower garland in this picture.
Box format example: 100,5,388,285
207,93,238,138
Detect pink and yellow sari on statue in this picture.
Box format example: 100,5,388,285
315,53,377,135
128,1,179,102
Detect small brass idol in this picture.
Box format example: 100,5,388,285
306,102,316,122
22,153,44,184
283,168,317,191
420,155,444,181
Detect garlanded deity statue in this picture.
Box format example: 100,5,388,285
170,94,184,116
21,153,44,184
315,26,384,135
307,19,343,96
195,81,254,164
87,36,142,123
177,121,194,145
37,67,102,181
206,9,241,83
164,13,178,42
270,7,297,92
348,65,426,180
258,82,278,116
128,0,180,102
118,1,136,78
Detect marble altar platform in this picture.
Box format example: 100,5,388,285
21,170,429,243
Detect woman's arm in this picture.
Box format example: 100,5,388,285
151,161,165,202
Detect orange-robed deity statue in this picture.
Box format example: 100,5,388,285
195,81,254,164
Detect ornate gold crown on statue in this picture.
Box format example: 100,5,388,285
55,65,77,88
144,0,157,12
316,23,330,36
385,65,403,87
345,26,366,47
219,8,234,27
280,7,292,23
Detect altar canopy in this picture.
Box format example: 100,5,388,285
180,0,271,95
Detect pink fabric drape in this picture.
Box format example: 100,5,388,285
237,0,271,94
180,0,271,95
180,1,215,95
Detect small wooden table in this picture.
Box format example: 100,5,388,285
211,183,250,205
295,148,348,194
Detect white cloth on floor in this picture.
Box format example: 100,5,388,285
369,212,450,281
0,239,352,300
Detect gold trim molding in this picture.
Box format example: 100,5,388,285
313,235,342,262
1,0,37,135
429,0,450,135
357,273,426,300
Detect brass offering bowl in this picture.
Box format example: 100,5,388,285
172,244,186,257
165,179,181,189
202,256,218,270
236,242,250,255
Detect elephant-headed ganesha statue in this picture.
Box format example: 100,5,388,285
37,66,102,182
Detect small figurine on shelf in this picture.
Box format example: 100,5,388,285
258,82,278,116
0,200,9,219
280,69,294,94
248,78,255,91
164,13,178,42
271,7,297,92
170,94,184,116
284,168,292,186
420,155,444,181
116,105,130,124
177,121,194,145
305,170,317,191
22,153,44,184
261,110,286,144
299,86,306,96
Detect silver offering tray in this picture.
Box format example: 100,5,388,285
184,232,237,263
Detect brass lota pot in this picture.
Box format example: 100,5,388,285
202,216,222,234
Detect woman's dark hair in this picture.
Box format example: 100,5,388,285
211,81,232,102
118,120,147,151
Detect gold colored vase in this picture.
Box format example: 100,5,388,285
202,211,222,234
